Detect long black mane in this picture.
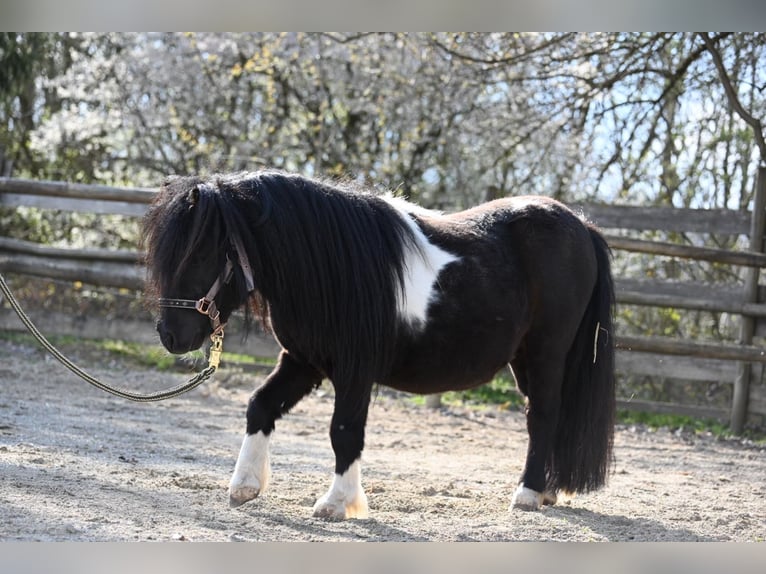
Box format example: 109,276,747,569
144,171,421,386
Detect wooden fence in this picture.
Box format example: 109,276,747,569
1,175,765,432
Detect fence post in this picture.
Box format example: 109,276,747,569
425,394,442,409
731,165,766,434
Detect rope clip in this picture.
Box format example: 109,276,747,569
208,331,224,369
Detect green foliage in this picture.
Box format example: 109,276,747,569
1,33,74,178
0,206,56,244
0,33,51,96
0,206,140,249
444,372,526,409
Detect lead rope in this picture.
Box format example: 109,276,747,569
0,272,219,403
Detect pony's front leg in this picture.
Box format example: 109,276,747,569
229,351,322,508
312,384,372,520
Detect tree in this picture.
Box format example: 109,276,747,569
4,32,764,209
0,33,62,177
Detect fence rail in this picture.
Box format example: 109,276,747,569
2,176,765,431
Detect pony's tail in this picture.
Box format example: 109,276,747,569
547,226,616,495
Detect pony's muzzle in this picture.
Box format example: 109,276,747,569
157,319,206,354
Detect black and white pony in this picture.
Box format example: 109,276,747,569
143,171,616,519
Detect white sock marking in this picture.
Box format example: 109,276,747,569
313,460,369,519
511,484,544,510
383,195,458,326
229,431,271,502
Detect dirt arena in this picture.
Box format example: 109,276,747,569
0,336,764,542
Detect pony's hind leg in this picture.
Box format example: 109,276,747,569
510,353,564,511
312,383,372,520
229,351,322,508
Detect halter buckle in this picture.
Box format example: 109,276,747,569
195,297,213,316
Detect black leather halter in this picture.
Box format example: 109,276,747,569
158,235,255,337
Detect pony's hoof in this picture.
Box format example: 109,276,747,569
542,490,558,506
511,485,543,511
229,486,261,508
312,494,369,520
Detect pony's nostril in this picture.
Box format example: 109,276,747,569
157,323,175,350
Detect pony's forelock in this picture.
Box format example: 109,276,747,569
143,177,217,295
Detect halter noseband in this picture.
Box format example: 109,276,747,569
158,235,255,342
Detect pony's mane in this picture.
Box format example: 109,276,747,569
144,170,422,386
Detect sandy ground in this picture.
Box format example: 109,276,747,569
0,336,764,542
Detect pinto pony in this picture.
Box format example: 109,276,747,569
143,171,616,519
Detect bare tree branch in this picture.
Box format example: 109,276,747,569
428,33,576,70
699,32,766,163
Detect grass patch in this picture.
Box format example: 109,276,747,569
98,340,278,371
0,330,276,372
408,371,526,411
219,350,277,366
100,339,187,371
0,331,188,371
617,409,766,443
446,373,526,409
400,362,765,441
617,409,729,436
0,330,79,347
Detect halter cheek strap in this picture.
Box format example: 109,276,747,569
230,234,255,293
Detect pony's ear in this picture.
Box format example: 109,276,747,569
187,185,200,207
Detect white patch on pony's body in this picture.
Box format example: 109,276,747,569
228,431,272,508
382,194,458,326
312,460,369,520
